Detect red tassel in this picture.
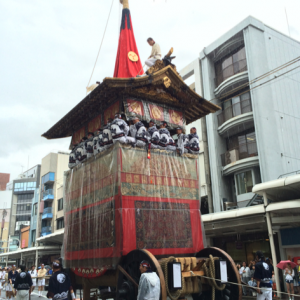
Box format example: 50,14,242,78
147,143,151,159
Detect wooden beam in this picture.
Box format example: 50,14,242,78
182,270,205,278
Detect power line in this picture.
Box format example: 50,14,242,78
86,0,115,94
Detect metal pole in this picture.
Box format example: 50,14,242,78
6,256,8,267
35,249,38,268
263,192,281,296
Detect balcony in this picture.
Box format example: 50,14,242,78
221,141,259,176
42,172,55,185
41,226,52,237
43,189,54,201
42,207,53,220
217,99,252,127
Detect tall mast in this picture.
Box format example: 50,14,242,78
114,0,143,78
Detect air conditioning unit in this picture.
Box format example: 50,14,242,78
225,149,239,165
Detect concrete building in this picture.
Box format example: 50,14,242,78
38,152,68,239
0,190,12,255
0,173,10,191
9,165,41,241
181,16,300,212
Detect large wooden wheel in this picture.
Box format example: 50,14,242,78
116,249,167,300
193,247,242,300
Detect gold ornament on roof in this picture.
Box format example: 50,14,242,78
163,76,171,88
128,51,138,62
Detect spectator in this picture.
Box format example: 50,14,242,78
293,261,299,294
284,263,294,300
266,258,274,275
48,268,53,275
240,261,251,296
250,265,256,279
272,271,277,298
248,277,257,297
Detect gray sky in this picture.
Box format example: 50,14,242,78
0,0,299,180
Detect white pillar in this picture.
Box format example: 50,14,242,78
6,256,8,267
35,249,38,267
263,192,281,296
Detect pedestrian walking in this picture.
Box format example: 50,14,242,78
37,264,47,297
293,259,299,294
28,265,37,293
14,265,32,300
8,265,18,298
46,259,75,300
254,250,272,300
240,261,251,295
285,263,295,300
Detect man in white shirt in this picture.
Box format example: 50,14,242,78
239,261,251,296
145,38,161,70
29,265,37,293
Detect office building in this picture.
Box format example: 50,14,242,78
181,16,300,211
9,165,41,240
0,190,12,255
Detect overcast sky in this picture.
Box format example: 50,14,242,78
0,0,299,181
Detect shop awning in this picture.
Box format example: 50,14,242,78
252,174,300,201
36,229,64,244
0,246,62,259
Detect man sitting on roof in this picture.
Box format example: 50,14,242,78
145,38,161,70
111,113,130,144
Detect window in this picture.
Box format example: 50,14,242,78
235,171,254,195
215,47,247,86
57,218,64,230
14,182,36,192
57,198,63,211
32,203,38,216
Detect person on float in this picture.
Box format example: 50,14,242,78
148,120,160,149
145,38,161,70
37,264,47,297
127,119,137,144
111,113,130,144
8,265,18,299
176,127,189,155
131,117,150,148
85,132,94,159
137,260,160,300
46,259,75,300
75,137,88,163
254,250,272,300
29,265,37,293
188,127,200,154
14,265,32,300
92,129,100,155
68,144,77,169
102,118,113,149
158,121,171,151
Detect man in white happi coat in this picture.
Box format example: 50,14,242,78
131,117,150,148
188,127,200,154
145,38,161,70
111,113,129,144
137,261,160,300
176,127,189,155
75,137,87,163
102,118,113,149
86,132,94,158
148,120,160,149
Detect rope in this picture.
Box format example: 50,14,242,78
202,255,226,300
159,257,185,300
86,0,115,94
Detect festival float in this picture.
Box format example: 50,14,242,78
42,0,242,299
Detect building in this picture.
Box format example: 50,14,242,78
181,16,300,211
0,173,10,191
9,165,41,242
0,190,12,256
0,152,68,267
39,152,68,238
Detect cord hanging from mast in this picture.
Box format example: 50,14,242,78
86,0,115,94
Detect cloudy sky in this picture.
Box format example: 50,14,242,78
0,0,299,180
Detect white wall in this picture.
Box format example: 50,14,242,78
0,191,12,209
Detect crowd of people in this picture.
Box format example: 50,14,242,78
236,256,300,300
0,260,74,300
69,114,200,168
